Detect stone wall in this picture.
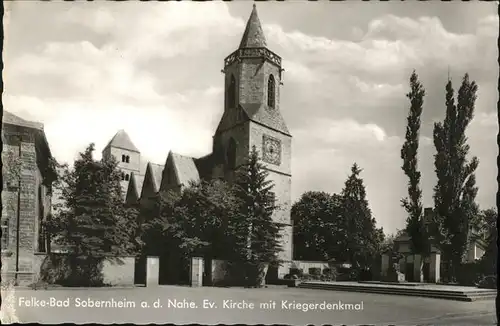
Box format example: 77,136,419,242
1,125,51,286
28,254,136,287
102,257,135,286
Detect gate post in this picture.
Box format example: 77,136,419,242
190,257,203,287
147,256,160,287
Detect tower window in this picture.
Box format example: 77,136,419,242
226,138,237,170
121,172,125,181
125,174,130,181
268,74,276,109
228,74,237,109
125,155,130,163
122,155,126,162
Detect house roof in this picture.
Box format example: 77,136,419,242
170,152,200,187
239,4,267,49
104,129,140,153
2,111,56,178
2,111,44,130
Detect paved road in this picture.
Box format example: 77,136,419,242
2,285,496,325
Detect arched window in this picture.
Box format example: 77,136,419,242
267,74,275,109
228,74,237,109
122,155,126,162
125,174,130,181
226,138,237,170
121,172,125,181
125,155,130,163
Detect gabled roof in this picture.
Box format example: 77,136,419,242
170,152,200,187
2,111,56,178
239,4,267,49
149,163,164,193
104,129,140,153
126,172,145,201
140,162,164,198
2,111,44,130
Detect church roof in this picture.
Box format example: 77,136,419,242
241,103,290,136
104,129,140,153
148,163,164,193
130,173,145,199
239,4,267,49
170,152,200,187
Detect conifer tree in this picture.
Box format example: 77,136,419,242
45,144,140,285
432,74,479,281
230,146,282,286
341,163,382,270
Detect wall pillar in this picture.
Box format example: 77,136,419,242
146,256,159,287
190,257,203,287
430,252,441,283
380,254,390,278
413,254,424,283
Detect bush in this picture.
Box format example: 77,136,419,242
289,268,303,277
309,267,321,276
39,254,105,287
477,275,497,289
456,262,481,286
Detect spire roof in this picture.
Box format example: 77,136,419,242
104,129,140,153
239,4,267,49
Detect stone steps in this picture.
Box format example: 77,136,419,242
298,282,497,302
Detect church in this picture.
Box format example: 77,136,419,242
103,5,293,279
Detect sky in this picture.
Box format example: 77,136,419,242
3,1,498,234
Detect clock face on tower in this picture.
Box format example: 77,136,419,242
262,135,281,165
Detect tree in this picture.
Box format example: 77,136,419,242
401,70,428,257
143,179,240,259
44,144,140,285
341,163,383,270
229,146,282,286
292,191,345,261
432,74,479,281
475,208,497,275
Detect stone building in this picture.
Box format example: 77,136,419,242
115,5,293,279
1,111,57,286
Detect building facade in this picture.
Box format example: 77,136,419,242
1,111,56,286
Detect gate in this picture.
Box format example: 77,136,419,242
134,255,147,286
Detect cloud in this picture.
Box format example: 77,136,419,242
3,3,497,234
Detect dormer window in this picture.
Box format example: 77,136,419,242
267,74,275,109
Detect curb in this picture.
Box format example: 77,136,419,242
298,283,497,302
12,286,140,291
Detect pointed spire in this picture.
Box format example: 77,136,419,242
104,129,140,153
239,4,267,49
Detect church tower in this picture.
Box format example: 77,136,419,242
214,5,293,277
102,130,141,198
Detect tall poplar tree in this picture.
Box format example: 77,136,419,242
432,74,479,281
401,71,428,258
